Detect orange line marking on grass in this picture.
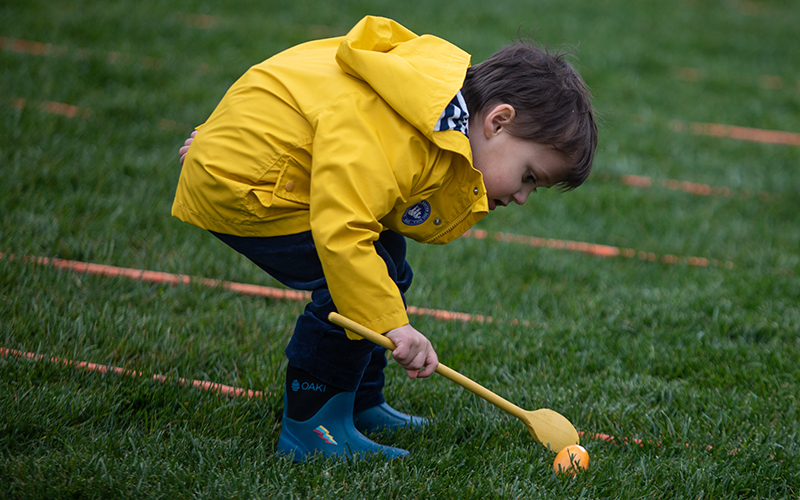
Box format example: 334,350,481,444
460,230,735,269
11,96,194,132
613,174,780,202
671,120,800,147
579,431,714,452
0,347,265,399
10,97,93,119
0,253,312,301
757,75,784,90
1,35,161,68
406,306,498,325
676,66,796,90
174,12,220,29
691,122,800,146
619,174,653,189
0,253,504,325
0,36,68,56
158,118,195,132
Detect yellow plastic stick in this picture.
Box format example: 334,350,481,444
329,312,579,453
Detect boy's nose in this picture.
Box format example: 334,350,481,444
512,189,531,205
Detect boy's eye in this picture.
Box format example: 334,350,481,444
525,172,536,183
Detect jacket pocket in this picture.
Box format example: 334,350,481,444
272,150,311,206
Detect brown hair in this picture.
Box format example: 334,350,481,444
462,41,597,190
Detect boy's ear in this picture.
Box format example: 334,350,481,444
483,103,516,138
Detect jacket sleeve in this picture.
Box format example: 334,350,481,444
309,94,414,339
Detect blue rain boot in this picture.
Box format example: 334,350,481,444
353,403,429,434
353,345,429,434
277,391,409,463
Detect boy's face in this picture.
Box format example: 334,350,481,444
469,104,570,211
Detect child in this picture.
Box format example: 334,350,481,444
173,15,596,462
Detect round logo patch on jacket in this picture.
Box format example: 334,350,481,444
402,200,431,226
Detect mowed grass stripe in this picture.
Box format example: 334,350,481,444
1,347,270,399
5,33,800,148
0,346,728,455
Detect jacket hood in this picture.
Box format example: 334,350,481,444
335,16,471,148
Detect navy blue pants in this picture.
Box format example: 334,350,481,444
210,230,413,413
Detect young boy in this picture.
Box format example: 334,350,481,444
173,15,596,462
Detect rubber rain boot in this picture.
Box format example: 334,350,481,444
354,403,429,434
277,392,409,462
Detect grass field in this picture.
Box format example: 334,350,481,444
2,0,799,498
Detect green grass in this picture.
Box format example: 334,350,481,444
2,0,799,498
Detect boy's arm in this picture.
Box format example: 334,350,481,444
308,97,418,338
311,101,440,378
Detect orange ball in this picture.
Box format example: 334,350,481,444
552,444,590,476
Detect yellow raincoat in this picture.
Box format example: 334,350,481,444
173,16,488,336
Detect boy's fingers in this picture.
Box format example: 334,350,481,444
178,132,195,164
416,352,438,378
391,348,415,369
386,326,436,379
405,363,434,379
397,348,437,379
391,344,408,363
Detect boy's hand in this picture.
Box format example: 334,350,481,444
178,130,197,165
385,324,439,379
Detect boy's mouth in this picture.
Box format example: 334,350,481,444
489,199,507,211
